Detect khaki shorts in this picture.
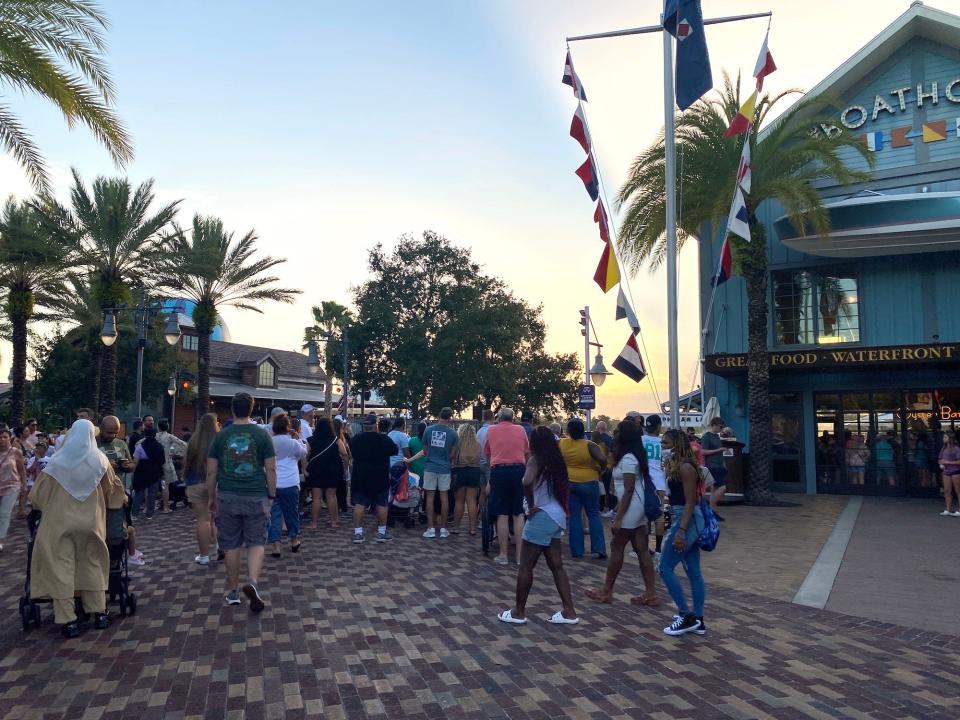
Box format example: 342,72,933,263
423,471,451,492
186,484,210,506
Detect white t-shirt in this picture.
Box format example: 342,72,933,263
533,475,566,530
388,430,409,466
272,433,307,489
612,452,640,499
643,435,666,492
299,419,313,442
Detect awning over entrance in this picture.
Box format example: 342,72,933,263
775,191,960,258
208,381,331,404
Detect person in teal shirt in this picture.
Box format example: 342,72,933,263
408,422,427,483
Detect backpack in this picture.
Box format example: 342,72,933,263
695,496,720,551
642,475,662,522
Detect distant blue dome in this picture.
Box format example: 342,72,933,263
162,298,231,342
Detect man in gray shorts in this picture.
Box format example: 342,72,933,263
208,392,277,612
419,407,458,539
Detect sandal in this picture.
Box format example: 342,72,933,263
291,541,302,553
584,588,612,603
547,611,579,625
497,609,527,625
629,592,661,608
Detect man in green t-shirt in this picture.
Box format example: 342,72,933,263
208,392,277,613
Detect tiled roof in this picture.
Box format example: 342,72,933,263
208,340,324,382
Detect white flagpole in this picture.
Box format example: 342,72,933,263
662,22,680,431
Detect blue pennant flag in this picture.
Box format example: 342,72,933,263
663,1,713,111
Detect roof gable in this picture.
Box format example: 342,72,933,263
208,340,324,382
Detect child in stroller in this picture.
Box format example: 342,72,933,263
388,464,424,528
105,491,139,615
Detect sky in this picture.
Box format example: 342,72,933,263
0,0,946,417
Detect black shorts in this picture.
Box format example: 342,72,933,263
453,467,483,489
488,464,525,517
352,488,389,508
710,467,728,488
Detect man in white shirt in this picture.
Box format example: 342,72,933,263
299,404,315,442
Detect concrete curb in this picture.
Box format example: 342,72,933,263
792,496,864,609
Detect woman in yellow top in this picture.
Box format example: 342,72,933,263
559,418,607,558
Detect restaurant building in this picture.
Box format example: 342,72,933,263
701,2,960,496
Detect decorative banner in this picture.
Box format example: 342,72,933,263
615,287,640,334
712,237,733,286
724,91,757,138
613,333,647,382
562,50,588,102
736,138,752,193
575,154,599,201
593,240,620,292
753,30,777,91
570,105,591,153
726,187,751,241
663,0,713,111
594,201,610,242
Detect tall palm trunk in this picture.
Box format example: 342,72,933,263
99,341,117,417
742,220,774,505
8,299,29,428
197,324,211,420
323,365,333,419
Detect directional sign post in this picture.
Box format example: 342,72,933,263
578,383,596,410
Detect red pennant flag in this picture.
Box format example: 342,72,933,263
593,201,609,242
753,31,777,91
575,154,599,201
570,105,591,153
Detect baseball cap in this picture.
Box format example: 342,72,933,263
301,404,315,414
362,413,378,427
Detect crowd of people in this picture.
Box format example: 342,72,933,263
8,395,737,640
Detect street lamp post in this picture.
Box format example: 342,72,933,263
579,306,611,431
100,288,181,419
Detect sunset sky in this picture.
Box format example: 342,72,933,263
0,0,928,417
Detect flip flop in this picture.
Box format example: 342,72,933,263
584,588,612,603
630,593,661,608
497,609,527,625
547,611,580,625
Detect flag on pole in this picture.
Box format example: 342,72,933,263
612,333,647,382
616,287,641,334
569,105,591,153
663,0,713,110
712,237,733,286
335,393,349,416
753,31,777,91
593,240,620,292
594,201,610,242
724,91,757,138
575,154,599,201
562,50,588,102
726,187,751,242
736,138,752,193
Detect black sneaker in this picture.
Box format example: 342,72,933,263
663,613,702,636
694,616,706,635
242,583,265,613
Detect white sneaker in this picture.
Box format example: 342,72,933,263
952,511,960,517
194,554,210,565
129,554,146,566
439,528,450,538
941,510,953,516
628,550,638,559
422,528,436,539
600,510,615,519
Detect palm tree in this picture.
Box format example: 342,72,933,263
168,215,300,416
56,272,108,408
303,301,354,417
35,169,180,415
616,74,874,504
0,198,69,425
0,0,132,193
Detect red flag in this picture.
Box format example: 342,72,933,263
593,201,609,242
570,105,590,153
753,32,777,91
575,154,599,201
724,91,757,138
712,237,733,286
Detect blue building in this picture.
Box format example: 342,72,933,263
701,2,960,496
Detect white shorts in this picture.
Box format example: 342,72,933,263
423,471,451,492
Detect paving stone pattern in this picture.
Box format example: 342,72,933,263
0,509,957,719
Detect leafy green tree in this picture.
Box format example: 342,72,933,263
35,169,180,415
0,0,132,192
167,215,300,417
354,231,580,417
27,325,90,428
0,198,68,426
616,74,873,504
303,301,354,418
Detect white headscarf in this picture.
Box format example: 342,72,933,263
42,419,110,501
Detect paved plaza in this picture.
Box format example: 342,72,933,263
0,502,958,720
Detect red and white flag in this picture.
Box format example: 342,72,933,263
736,137,751,193
562,50,588,102
753,31,777,91
570,104,591,153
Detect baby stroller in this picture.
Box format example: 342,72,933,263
19,510,49,631
388,465,425,528
105,502,137,617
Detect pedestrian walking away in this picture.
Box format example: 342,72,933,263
498,426,578,626
304,418,348,529
268,412,307,556
183,413,221,565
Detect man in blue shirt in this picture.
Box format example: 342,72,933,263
419,407,458,538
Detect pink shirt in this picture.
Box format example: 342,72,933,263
483,422,529,466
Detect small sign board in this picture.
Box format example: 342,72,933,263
577,384,596,410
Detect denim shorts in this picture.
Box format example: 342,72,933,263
352,488,389,508
216,492,270,550
522,510,563,546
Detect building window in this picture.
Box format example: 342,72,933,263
257,361,276,387
182,335,198,351
773,270,859,346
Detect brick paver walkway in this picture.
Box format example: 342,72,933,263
0,509,958,719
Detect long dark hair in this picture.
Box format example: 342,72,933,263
310,418,337,453
529,426,569,513
612,420,650,481
184,413,219,480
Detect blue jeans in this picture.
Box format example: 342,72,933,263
268,486,301,543
568,480,606,557
659,506,706,616
132,482,159,518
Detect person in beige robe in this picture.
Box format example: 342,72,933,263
28,419,125,638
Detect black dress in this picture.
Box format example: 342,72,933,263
304,435,343,490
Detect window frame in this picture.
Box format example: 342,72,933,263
181,334,199,352
257,360,277,388
771,268,861,348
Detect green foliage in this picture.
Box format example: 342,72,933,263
353,231,580,417
0,0,133,192
27,326,90,428
303,300,353,378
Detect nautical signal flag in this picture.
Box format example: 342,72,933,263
753,31,777,91
616,286,641,335
562,50,588,102
726,187,751,242
724,91,757,138
864,131,884,151
594,201,610,243
736,138,752,193
570,105,591,153
576,154,599,201
712,237,733,286
593,240,620,293
663,0,713,111
613,333,647,383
